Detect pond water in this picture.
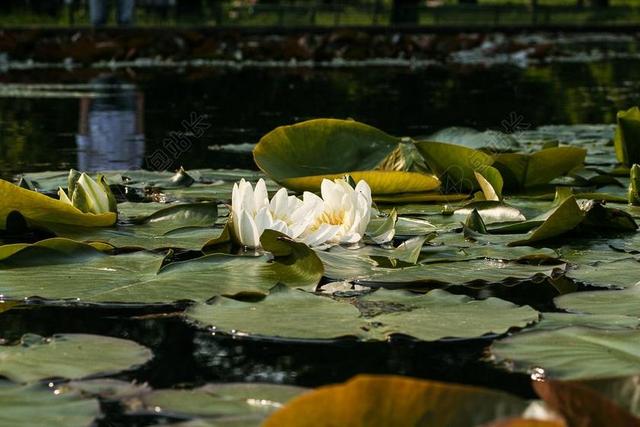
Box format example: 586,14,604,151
1,51,640,426
2,58,640,178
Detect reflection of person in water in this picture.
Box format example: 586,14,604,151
77,75,145,171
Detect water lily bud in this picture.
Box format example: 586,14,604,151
615,107,640,166
58,170,117,215
629,164,640,206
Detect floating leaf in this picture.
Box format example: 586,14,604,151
187,285,368,341
264,375,528,427
563,259,640,289
0,237,319,304
426,126,521,151
253,119,439,196
414,140,494,192
48,203,220,250
509,196,585,247
535,312,640,331
491,327,640,380
555,285,640,315
130,383,306,424
493,147,586,189
0,334,152,383
361,289,539,341
0,382,100,427
283,171,440,195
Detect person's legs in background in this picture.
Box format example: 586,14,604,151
89,0,108,26
117,0,136,26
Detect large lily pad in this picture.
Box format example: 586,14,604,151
253,119,440,195
48,203,220,250
490,327,640,380
554,286,640,316
0,179,115,229
564,258,640,288
317,249,557,286
0,334,152,383
0,382,100,427
264,375,528,427
414,140,494,192
361,289,539,341
186,284,369,341
0,236,321,304
188,287,538,342
426,126,521,151
493,147,586,189
129,383,307,425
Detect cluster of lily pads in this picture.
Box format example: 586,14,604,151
1,110,640,425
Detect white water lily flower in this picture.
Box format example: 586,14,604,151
299,179,373,248
58,170,116,215
231,178,313,248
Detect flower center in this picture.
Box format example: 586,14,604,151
315,210,345,227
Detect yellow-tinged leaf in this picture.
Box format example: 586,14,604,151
264,375,527,427
0,179,116,230
282,170,440,194
374,192,470,203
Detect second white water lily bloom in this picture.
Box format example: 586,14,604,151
300,178,373,247
231,178,313,248
58,169,116,215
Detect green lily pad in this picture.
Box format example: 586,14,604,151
189,286,538,342
362,289,539,341
253,119,440,195
508,196,585,247
0,382,100,427
48,203,220,250
493,147,586,189
535,312,640,331
565,259,640,288
555,286,640,316
0,236,321,304
317,249,557,286
187,284,368,341
0,334,152,383
490,326,640,380
426,126,521,151
130,383,307,425
414,140,494,192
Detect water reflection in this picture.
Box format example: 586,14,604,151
77,75,145,171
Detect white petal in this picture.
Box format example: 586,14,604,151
237,210,261,248
269,187,289,217
253,178,269,210
302,223,341,247
58,187,72,205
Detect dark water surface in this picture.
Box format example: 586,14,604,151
1,59,640,177
0,57,639,425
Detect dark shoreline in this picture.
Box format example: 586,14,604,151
1,27,639,64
